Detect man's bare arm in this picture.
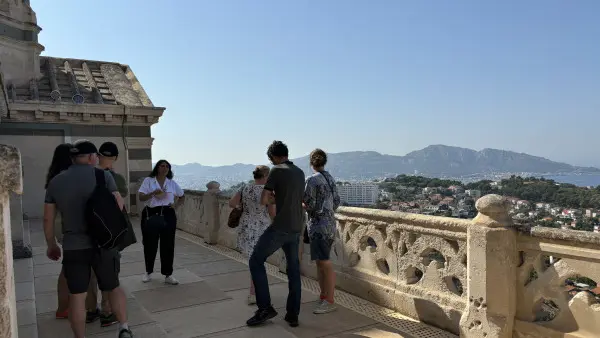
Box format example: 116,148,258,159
113,192,125,211
261,189,275,206
43,203,57,246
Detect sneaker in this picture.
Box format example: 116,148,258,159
246,306,278,327
164,275,179,285
55,309,68,319
100,312,118,327
85,309,100,323
313,300,337,314
247,294,256,305
142,273,151,283
118,328,133,338
284,313,299,327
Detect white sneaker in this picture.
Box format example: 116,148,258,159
313,299,337,314
247,294,256,305
165,275,179,285
142,273,151,283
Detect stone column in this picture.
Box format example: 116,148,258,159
459,194,517,338
202,191,220,245
0,144,24,338
10,192,31,258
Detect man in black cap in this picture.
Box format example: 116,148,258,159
43,140,133,338
95,141,136,327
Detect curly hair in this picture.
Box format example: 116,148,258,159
309,148,327,168
150,159,174,179
267,140,289,160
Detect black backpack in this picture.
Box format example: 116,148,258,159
85,168,128,249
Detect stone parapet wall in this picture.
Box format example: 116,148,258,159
175,189,600,338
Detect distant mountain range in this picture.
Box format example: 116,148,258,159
169,145,600,189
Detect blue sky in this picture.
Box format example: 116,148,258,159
33,1,599,167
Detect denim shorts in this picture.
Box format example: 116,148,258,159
309,233,334,261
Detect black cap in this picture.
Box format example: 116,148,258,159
70,141,98,156
99,142,119,157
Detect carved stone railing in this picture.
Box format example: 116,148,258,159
514,226,600,337
0,144,23,338
175,190,600,337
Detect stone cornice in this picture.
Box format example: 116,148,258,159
0,35,43,51
6,101,164,126
126,137,154,149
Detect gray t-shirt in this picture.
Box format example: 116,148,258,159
45,164,118,250
264,161,306,233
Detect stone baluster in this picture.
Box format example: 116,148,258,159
459,194,517,338
0,144,24,338
202,188,220,245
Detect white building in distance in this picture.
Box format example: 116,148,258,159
338,183,380,206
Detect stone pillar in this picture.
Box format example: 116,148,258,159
0,144,24,338
202,191,220,245
10,192,31,258
459,194,517,338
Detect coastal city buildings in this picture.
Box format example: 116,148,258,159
338,182,380,206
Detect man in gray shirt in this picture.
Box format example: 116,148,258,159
246,141,305,328
44,140,133,338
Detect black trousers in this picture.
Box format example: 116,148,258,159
141,206,177,276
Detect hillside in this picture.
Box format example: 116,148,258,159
170,145,600,189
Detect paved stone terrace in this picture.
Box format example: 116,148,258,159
14,219,456,338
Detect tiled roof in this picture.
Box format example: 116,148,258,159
8,56,154,107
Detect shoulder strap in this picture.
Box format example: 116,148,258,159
319,172,334,194
94,168,106,188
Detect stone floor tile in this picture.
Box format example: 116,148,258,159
17,300,37,326
120,261,161,277
14,258,34,283
154,298,257,337
18,323,38,338
36,313,70,338
33,253,58,266
35,292,56,314
226,284,320,309
89,323,167,337
206,325,299,338
133,280,230,313
175,251,231,265
322,324,416,338
16,281,35,302
185,259,248,277
119,268,202,297
34,275,59,295
33,263,61,277
272,305,377,337
84,299,155,336
204,270,284,291
31,246,45,256
30,231,47,247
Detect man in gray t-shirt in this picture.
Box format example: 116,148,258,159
43,140,133,338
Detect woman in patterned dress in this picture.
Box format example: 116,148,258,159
229,165,275,305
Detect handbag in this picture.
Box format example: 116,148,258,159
228,187,244,228
145,206,167,231
117,207,138,251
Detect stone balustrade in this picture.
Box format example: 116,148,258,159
173,189,600,337
0,144,23,338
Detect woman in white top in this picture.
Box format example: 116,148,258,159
138,160,185,285
229,165,276,305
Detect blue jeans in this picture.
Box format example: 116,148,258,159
249,227,301,315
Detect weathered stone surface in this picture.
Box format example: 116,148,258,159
473,194,512,228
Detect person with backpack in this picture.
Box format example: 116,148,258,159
43,140,133,338
138,159,185,285
303,149,341,314
95,141,138,327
